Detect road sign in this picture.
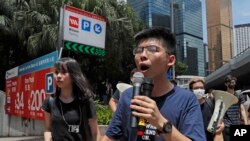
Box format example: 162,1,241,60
94,24,102,34
64,41,105,56
63,5,106,49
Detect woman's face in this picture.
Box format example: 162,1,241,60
54,69,72,89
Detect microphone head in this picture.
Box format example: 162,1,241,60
133,72,144,84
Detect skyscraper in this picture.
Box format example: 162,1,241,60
206,0,234,72
234,23,250,56
174,0,205,76
127,0,205,76
127,0,171,29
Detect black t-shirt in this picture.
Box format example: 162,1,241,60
41,96,96,141
200,98,215,141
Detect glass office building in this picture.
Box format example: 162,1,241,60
127,0,171,29
127,0,205,76
174,0,205,76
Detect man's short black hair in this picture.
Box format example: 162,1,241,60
225,75,237,83
134,27,176,55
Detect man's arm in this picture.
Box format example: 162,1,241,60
89,118,101,141
240,104,248,125
109,98,118,112
44,111,52,141
108,90,120,112
214,121,224,141
131,96,200,141
159,120,192,141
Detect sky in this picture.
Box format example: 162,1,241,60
232,0,250,25
202,0,250,43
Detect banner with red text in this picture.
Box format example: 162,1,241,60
5,51,58,120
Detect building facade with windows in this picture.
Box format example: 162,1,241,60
127,0,171,29
234,23,250,56
173,0,205,76
126,0,205,76
206,0,234,72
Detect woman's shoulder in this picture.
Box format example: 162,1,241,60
42,95,55,112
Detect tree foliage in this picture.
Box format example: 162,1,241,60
175,61,188,76
0,0,144,91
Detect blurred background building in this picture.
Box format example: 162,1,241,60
126,0,205,76
234,23,250,56
206,0,234,72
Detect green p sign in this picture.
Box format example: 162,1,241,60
64,41,105,57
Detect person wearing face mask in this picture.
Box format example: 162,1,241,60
222,75,248,141
189,77,224,141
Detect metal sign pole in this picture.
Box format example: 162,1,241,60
58,6,65,59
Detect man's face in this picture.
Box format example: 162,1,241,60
192,81,205,91
192,81,205,99
134,38,175,78
226,80,236,89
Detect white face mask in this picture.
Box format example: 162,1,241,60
193,89,205,99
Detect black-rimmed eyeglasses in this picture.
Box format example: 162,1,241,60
133,45,161,55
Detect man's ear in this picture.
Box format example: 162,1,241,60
167,55,175,68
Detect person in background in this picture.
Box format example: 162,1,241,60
109,68,137,112
189,77,224,141
42,57,101,141
108,81,122,112
102,27,206,141
207,89,214,99
223,75,248,141
98,80,107,103
105,79,113,104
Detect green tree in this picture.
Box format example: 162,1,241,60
0,0,144,91
175,61,188,76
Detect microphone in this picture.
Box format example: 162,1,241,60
142,77,154,97
130,72,144,128
137,78,154,137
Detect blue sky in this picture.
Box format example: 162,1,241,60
232,0,250,25
202,0,250,43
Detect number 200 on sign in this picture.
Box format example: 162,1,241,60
28,89,46,111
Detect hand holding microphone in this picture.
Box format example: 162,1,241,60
137,78,154,136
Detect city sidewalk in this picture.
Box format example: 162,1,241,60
0,136,43,141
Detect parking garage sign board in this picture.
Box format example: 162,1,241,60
63,5,106,49
5,51,58,120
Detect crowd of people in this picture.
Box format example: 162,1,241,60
42,27,250,141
